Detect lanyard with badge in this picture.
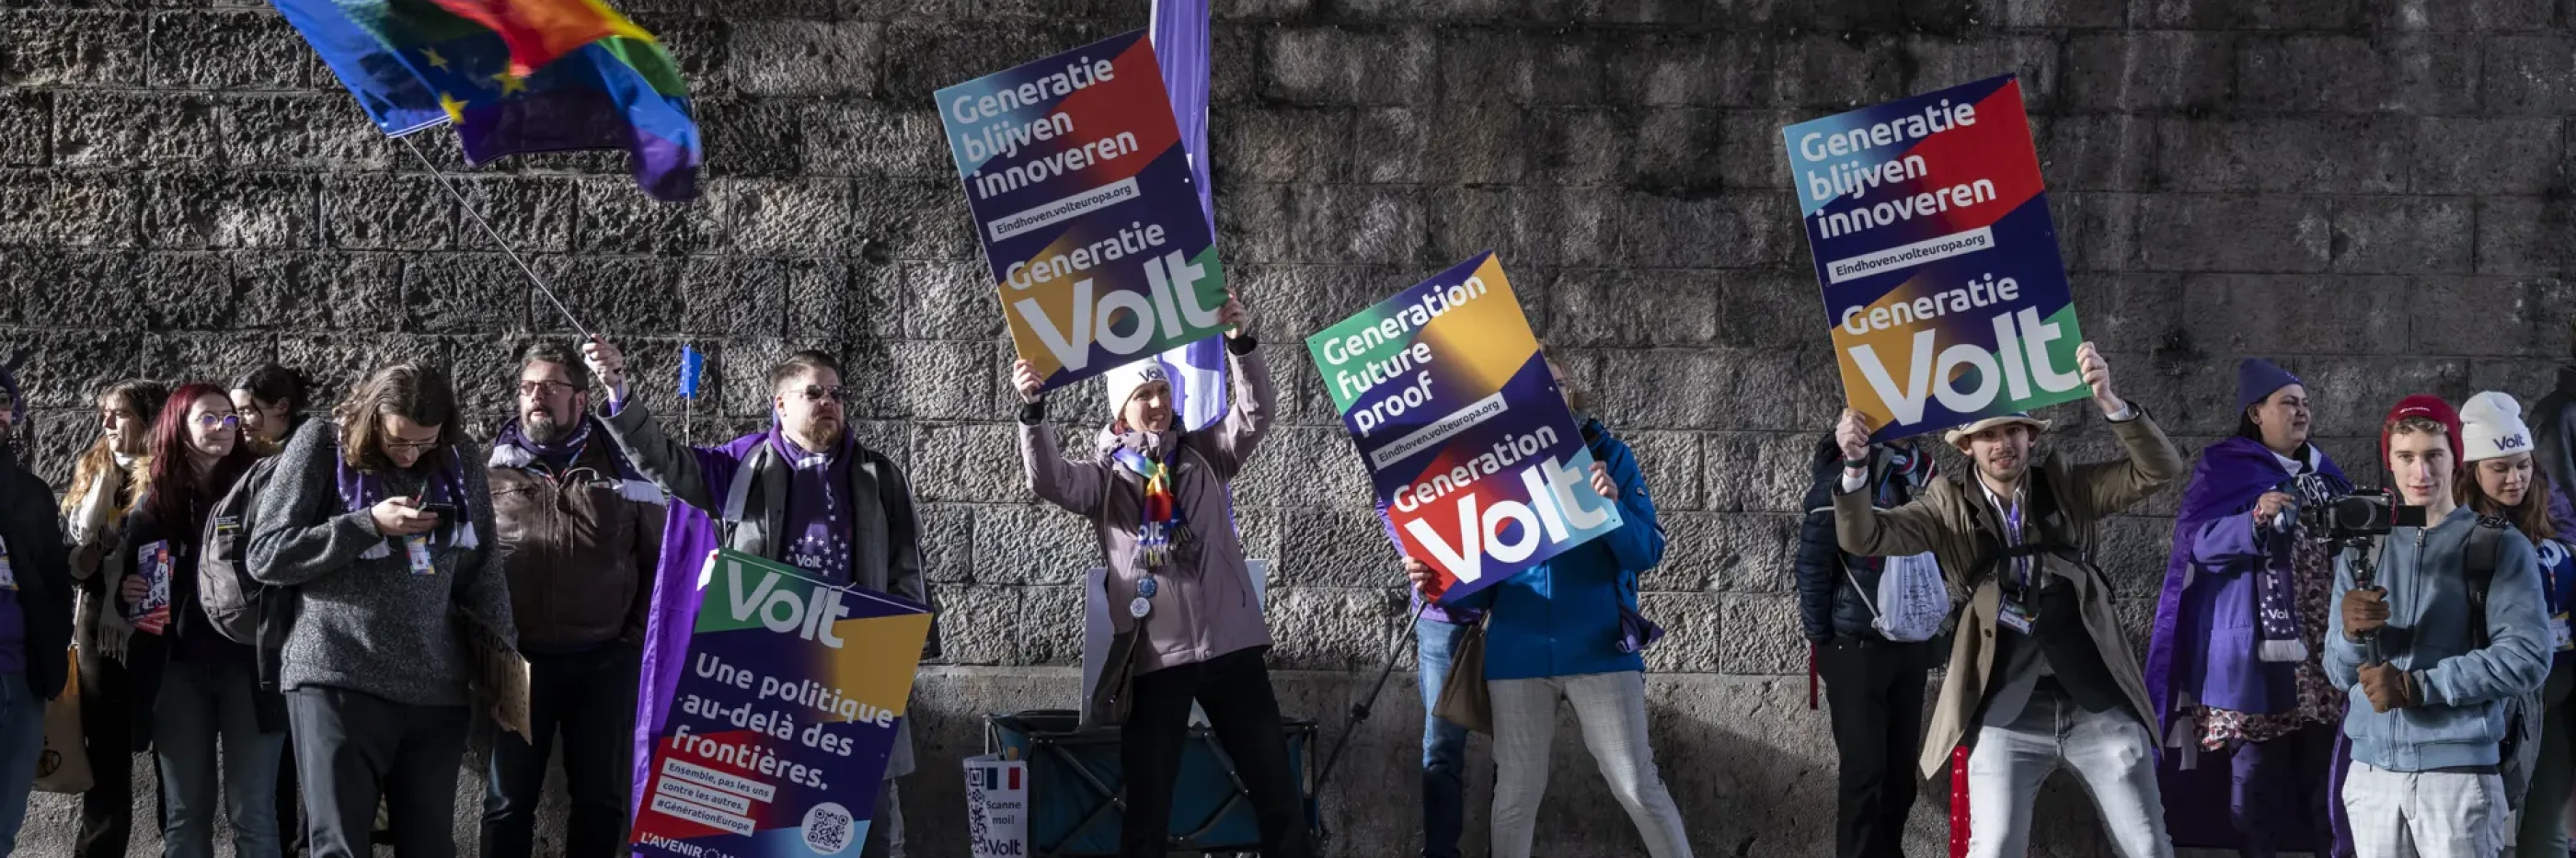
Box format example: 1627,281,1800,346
0,533,15,591
1995,490,2039,635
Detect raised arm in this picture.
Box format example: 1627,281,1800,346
1595,437,1663,573
1018,418,1110,518
1196,341,1276,480
585,337,722,514
247,421,387,586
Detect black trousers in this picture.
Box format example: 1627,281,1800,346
1819,639,1937,858
480,646,638,858
1119,646,1313,858
284,687,470,858
75,641,157,858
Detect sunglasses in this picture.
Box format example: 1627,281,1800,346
791,385,848,406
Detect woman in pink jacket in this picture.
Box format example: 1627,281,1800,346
1012,292,1313,858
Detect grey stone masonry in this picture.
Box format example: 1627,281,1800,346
7,0,2576,856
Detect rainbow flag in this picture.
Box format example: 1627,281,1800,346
426,0,654,77
270,0,699,202
438,34,701,201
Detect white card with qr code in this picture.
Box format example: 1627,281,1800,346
800,802,856,855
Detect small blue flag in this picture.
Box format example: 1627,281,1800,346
677,345,703,399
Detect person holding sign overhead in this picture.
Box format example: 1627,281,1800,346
1011,292,1316,858
582,338,936,858
1400,356,1689,858
1831,343,2185,858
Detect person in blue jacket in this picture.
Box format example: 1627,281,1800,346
1401,359,1690,858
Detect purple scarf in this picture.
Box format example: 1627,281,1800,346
492,416,647,484
2144,436,2346,731
334,441,477,558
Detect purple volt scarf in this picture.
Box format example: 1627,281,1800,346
489,416,660,504
335,442,478,558
2145,436,2346,730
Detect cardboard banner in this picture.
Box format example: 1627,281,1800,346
962,756,1029,858
1782,73,2088,442
1305,252,1622,604
630,550,932,858
937,29,1227,393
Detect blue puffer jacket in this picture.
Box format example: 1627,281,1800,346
1451,420,1665,681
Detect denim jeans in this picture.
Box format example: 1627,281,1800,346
1963,685,2172,858
0,671,47,853
156,659,288,858
1416,616,1470,858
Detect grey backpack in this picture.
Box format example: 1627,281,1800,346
197,455,284,646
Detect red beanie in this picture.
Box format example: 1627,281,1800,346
2381,394,2463,465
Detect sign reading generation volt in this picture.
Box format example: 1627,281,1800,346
937,29,1228,392
1782,74,2093,442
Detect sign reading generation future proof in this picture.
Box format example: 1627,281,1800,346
1782,74,2091,442
936,29,1228,392
1307,252,1623,604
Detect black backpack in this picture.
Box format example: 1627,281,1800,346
2460,519,2544,811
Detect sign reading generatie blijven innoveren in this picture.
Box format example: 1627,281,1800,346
936,29,1229,392
1783,73,2093,442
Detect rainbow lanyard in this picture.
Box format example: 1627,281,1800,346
1113,448,1187,568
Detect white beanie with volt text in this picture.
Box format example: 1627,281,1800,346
2459,391,2536,463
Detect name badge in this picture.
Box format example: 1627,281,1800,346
406,535,437,577
0,539,16,591
2554,612,2572,653
1997,599,2034,635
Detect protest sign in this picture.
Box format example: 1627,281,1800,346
962,755,1029,858
937,29,1227,393
630,550,933,858
1306,252,1622,604
1783,74,2087,442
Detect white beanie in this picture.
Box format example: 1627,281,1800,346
1101,358,1170,423
2460,391,2536,463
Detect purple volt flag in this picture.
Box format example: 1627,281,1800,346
1151,0,1225,432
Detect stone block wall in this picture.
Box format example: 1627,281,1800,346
6,0,2576,855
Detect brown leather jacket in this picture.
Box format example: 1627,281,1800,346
488,436,666,650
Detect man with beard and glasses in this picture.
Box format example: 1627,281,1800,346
585,339,936,858
479,342,666,858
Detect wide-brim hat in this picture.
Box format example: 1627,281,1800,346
1943,413,2051,446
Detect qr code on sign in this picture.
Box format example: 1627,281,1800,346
802,802,855,855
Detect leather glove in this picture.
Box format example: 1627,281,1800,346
2359,662,2414,713
2341,588,2389,639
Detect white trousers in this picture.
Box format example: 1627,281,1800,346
2343,761,2506,858
1489,670,1694,858
1963,688,2173,858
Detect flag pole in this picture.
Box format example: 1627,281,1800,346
400,136,595,341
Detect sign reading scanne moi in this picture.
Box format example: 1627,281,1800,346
1308,252,1623,604
1782,74,2090,442
936,29,1227,392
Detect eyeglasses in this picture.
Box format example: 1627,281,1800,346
794,385,848,406
192,413,242,431
517,380,578,398
385,438,443,452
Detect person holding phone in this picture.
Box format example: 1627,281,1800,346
245,363,513,858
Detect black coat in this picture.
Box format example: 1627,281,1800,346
1794,434,1934,644
113,486,291,737
1,444,75,700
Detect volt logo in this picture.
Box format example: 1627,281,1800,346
2496,433,2528,451
1014,251,1220,374
725,564,851,648
1404,457,1613,585
1849,307,2080,426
